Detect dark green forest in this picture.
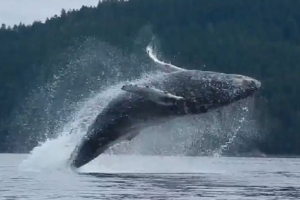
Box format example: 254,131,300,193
0,0,300,155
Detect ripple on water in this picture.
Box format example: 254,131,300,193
1,154,300,200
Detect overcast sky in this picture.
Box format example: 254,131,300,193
0,0,99,27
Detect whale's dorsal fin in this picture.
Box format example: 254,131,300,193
121,84,185,106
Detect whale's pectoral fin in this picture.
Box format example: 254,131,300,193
121,84,185,106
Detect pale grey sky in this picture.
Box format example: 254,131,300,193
0,0,99,26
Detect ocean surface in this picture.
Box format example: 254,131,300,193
0,154,299,200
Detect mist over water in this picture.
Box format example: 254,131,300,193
16,38,261,172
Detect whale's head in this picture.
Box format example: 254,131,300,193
172,70,261,110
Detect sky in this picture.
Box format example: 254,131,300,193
0,0,100,27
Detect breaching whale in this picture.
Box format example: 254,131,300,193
68,46,261,169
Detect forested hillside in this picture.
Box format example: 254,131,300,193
0,0,300,154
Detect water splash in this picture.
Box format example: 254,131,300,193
9,38,159,153
19,71,164,172
18,39,260,172
213,106,250,157
146,43,185,72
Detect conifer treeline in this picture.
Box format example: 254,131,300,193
0,0,299,154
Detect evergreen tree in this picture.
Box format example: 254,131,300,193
0,0,299,154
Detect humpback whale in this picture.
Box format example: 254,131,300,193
68,45,261,169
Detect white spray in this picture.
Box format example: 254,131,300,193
19,42,258,172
